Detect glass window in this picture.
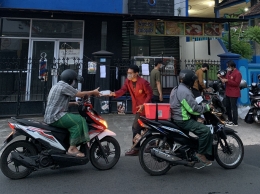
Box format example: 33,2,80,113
0,18,30,37
31,20,83,38
0,38,29,68
131,39,150,57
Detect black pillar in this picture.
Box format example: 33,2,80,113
92,50,114,114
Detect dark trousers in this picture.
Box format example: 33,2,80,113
132,113,142,149
226,96,238,125
174,119,212,155
152,95,162,103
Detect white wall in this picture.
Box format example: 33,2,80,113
174,0,187,16
180,38,226,69
122,0,128,13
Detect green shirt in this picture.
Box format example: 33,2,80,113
150,68,161,96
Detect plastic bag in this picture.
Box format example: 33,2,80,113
238,106,251,119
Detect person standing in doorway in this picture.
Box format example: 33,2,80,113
150,60,163,103
192,63,209,98
218,60,242,127
109,65,153,156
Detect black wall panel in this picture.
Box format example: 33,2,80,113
128,0,175,16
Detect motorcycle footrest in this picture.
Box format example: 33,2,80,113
51,154,89,166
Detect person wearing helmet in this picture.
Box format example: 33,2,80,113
192,63,209,98
170,69,213,166
217,60,242,127
44,69,100,158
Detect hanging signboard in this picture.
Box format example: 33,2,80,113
185,23,203,36
134,20,156,35
165,22,184,36
134,20,222,37
59,49,80,65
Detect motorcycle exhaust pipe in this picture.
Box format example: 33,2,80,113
151,148,182,162
11,152,37,169
150,148,194,166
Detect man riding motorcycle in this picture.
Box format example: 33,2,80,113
169,69,213,166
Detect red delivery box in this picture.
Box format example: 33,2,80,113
144,103,170,120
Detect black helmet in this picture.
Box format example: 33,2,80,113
179,70,197,87
60,69,84,85
239,80,247,89
217,70,227,77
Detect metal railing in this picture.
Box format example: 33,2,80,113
0,56,220,116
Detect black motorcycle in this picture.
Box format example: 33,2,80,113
135,99,244,175
245,78,260,124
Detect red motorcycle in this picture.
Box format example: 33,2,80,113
0,96,121,179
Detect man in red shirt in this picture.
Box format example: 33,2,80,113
218,60,242,127
110,65,153,156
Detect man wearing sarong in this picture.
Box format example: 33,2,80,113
44,69,100,157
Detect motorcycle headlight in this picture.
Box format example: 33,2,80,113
99,119,108,128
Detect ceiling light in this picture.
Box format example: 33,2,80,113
208,1,214,7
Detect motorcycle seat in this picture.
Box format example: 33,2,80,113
140,116,162,126
252,96,260,100
158,120,190,136
157,120,181,129
13,118,68,134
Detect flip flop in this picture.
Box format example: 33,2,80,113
195,154,212,167
66,151,85,158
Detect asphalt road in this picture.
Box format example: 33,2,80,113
0,150,260,194
0,114,260,194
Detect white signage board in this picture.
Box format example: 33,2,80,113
59,49,80,65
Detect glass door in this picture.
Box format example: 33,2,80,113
57,41,83,90
26,40,55,101
25,40,83,101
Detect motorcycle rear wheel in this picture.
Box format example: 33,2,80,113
139,135,171,176
90,136,120,170
0,140,37,179
215,133,244,169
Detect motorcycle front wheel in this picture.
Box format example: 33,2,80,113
90,136,120,170
0,140,37,179
215,133,244,169
139,135,171,176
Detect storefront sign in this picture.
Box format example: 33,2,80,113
134,20,156,35
134,20,222,37
59,49,80,65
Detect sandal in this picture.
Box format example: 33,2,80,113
195,153,212,166
66,151,85,158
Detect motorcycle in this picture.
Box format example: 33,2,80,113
245,76,260,124
0,96,121,179
134,96,244,175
